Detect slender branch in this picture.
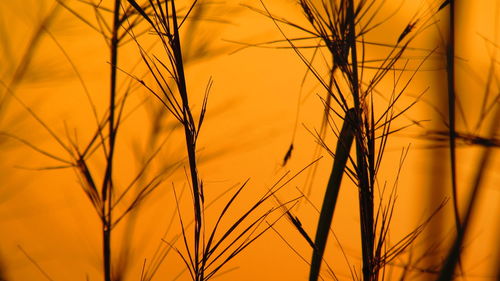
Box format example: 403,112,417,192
169,1,204,280
447,0,461,236
102,1,122,281
346,1,374,280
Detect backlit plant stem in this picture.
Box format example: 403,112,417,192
102,1,122,281
346,1,374,280
169,1,204,280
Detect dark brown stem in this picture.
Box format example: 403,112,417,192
170,1,203,280
346,1,374,280
447,0,461,237
102,1,121,281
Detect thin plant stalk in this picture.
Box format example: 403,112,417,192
346,1,375,280
101,1,122,281
167,1,205,279
446,0,461,236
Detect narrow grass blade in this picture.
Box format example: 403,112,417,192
310,108,356,281
125,0,155,27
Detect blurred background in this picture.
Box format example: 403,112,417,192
0,0,498,280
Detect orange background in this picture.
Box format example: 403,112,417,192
0,0,498,280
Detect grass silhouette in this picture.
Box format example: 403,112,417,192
0,1,498,281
